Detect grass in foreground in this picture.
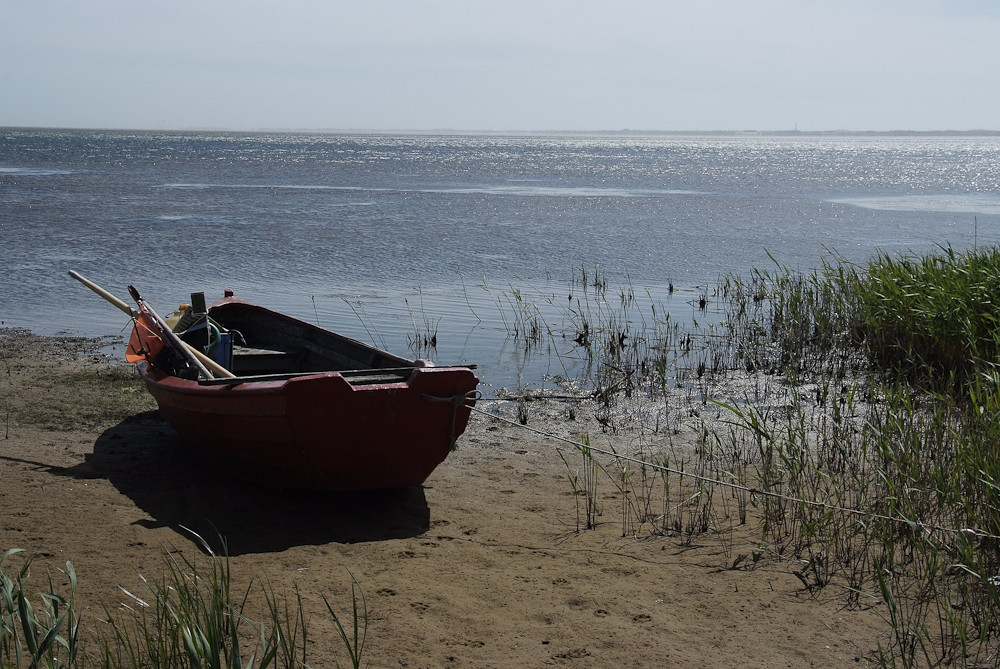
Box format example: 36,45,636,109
1,534,366,669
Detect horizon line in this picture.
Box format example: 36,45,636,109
3,124,1000,136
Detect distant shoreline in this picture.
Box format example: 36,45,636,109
4,125,1000,137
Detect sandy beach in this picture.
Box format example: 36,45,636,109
0,328,887,667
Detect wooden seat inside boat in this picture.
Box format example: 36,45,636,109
231,345,302,375
228,346,415,383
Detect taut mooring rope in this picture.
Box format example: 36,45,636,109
465,402,1000,543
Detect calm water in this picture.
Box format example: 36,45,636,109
3,129,1000,393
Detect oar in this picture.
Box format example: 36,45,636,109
68,269,139,318
68,270,236,379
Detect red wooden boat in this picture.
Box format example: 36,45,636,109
130,290,479,491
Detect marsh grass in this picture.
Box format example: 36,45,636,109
341,297,389,350
526,247,1000,666
323,572,366,669
322,251,1000,665
733,248,1000,665
856,246,1000,394
556,438,601,532
404,289,440,356
1,548,81,668
699,248,1000,665
1,533,367,668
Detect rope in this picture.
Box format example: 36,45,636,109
463,402,1000,543
422,390,481,450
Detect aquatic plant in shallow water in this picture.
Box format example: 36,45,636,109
535,246,1000,666
851,244,1000,395
712,247,1000,666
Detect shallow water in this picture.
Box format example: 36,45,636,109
3,129,999,392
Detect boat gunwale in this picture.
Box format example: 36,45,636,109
194,364,478,387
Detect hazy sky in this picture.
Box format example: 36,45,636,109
2,0,998,132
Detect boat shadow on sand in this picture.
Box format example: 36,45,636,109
60,411,432,555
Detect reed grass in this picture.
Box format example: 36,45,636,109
556,437,601,532
1,533,367,668
404,289,440,355
854,245,1000,394
524,246,1000,666
715,247,1000,666
322,572,366,669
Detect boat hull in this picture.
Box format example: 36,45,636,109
133,295,479,491
140,361,478,490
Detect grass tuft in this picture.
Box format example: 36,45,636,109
1,532,368,668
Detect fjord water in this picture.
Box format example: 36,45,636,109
3,129,999,392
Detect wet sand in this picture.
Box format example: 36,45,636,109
0,329,885,667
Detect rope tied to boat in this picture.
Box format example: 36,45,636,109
463,401,1000,544
421,390,481,450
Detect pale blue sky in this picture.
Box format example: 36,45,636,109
2,0,998,131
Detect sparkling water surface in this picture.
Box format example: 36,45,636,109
3,129,999,393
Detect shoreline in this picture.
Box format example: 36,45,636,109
1,329,886,666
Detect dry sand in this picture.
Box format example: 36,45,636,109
1,329,887,667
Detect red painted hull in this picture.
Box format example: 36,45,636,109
135,297,478,491
140,362,478,490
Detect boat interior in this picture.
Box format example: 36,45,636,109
170,295,422,384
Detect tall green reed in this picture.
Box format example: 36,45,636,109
2,532,369,668
545,246,1000,664
714,247,1000,666
1,548,81,669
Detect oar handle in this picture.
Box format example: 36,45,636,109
68,270,138,317
69,270,236,379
